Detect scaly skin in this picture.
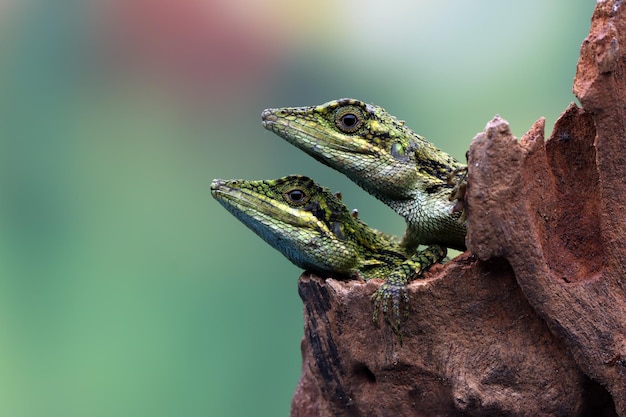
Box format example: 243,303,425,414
211,175,446,332
261,98,467,252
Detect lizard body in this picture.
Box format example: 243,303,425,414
211,175,446,329
262,98,467,253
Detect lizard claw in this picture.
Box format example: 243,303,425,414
371,281,410,336
369,245,446,340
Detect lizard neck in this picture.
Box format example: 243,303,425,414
380,187,467,252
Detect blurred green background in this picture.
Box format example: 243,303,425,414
0,1,594,416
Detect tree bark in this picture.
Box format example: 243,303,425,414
468,1,626,415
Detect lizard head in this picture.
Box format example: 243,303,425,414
211,175,369,277
262,98,460,200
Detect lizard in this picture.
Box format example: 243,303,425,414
261,98,467,256
211,175,446,334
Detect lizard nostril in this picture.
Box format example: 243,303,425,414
261,109,280,123
210,178,223,191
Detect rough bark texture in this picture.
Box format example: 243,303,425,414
467,1,626,415
292,260,589,417
291,1,626,416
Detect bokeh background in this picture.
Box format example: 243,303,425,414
0,1,595,416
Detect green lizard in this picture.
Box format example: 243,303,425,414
211,175,446,332
261,98,467,254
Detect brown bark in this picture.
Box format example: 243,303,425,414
291,1,626,416
292,259,590,417
467,1,626,415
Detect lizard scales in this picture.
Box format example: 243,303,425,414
211,175,446,328
262,98,467,252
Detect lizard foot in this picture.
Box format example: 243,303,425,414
371,281,410,338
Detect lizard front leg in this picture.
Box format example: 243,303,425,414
371,244,447,337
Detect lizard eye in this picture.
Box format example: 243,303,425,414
335,106,364,133
284,188,309,205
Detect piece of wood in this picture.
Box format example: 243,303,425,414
467,1,626,415
292,256,590,416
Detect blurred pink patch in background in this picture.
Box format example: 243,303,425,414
96,0,300,106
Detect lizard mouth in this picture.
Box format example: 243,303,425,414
210,178,222,197
260,109,277,130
